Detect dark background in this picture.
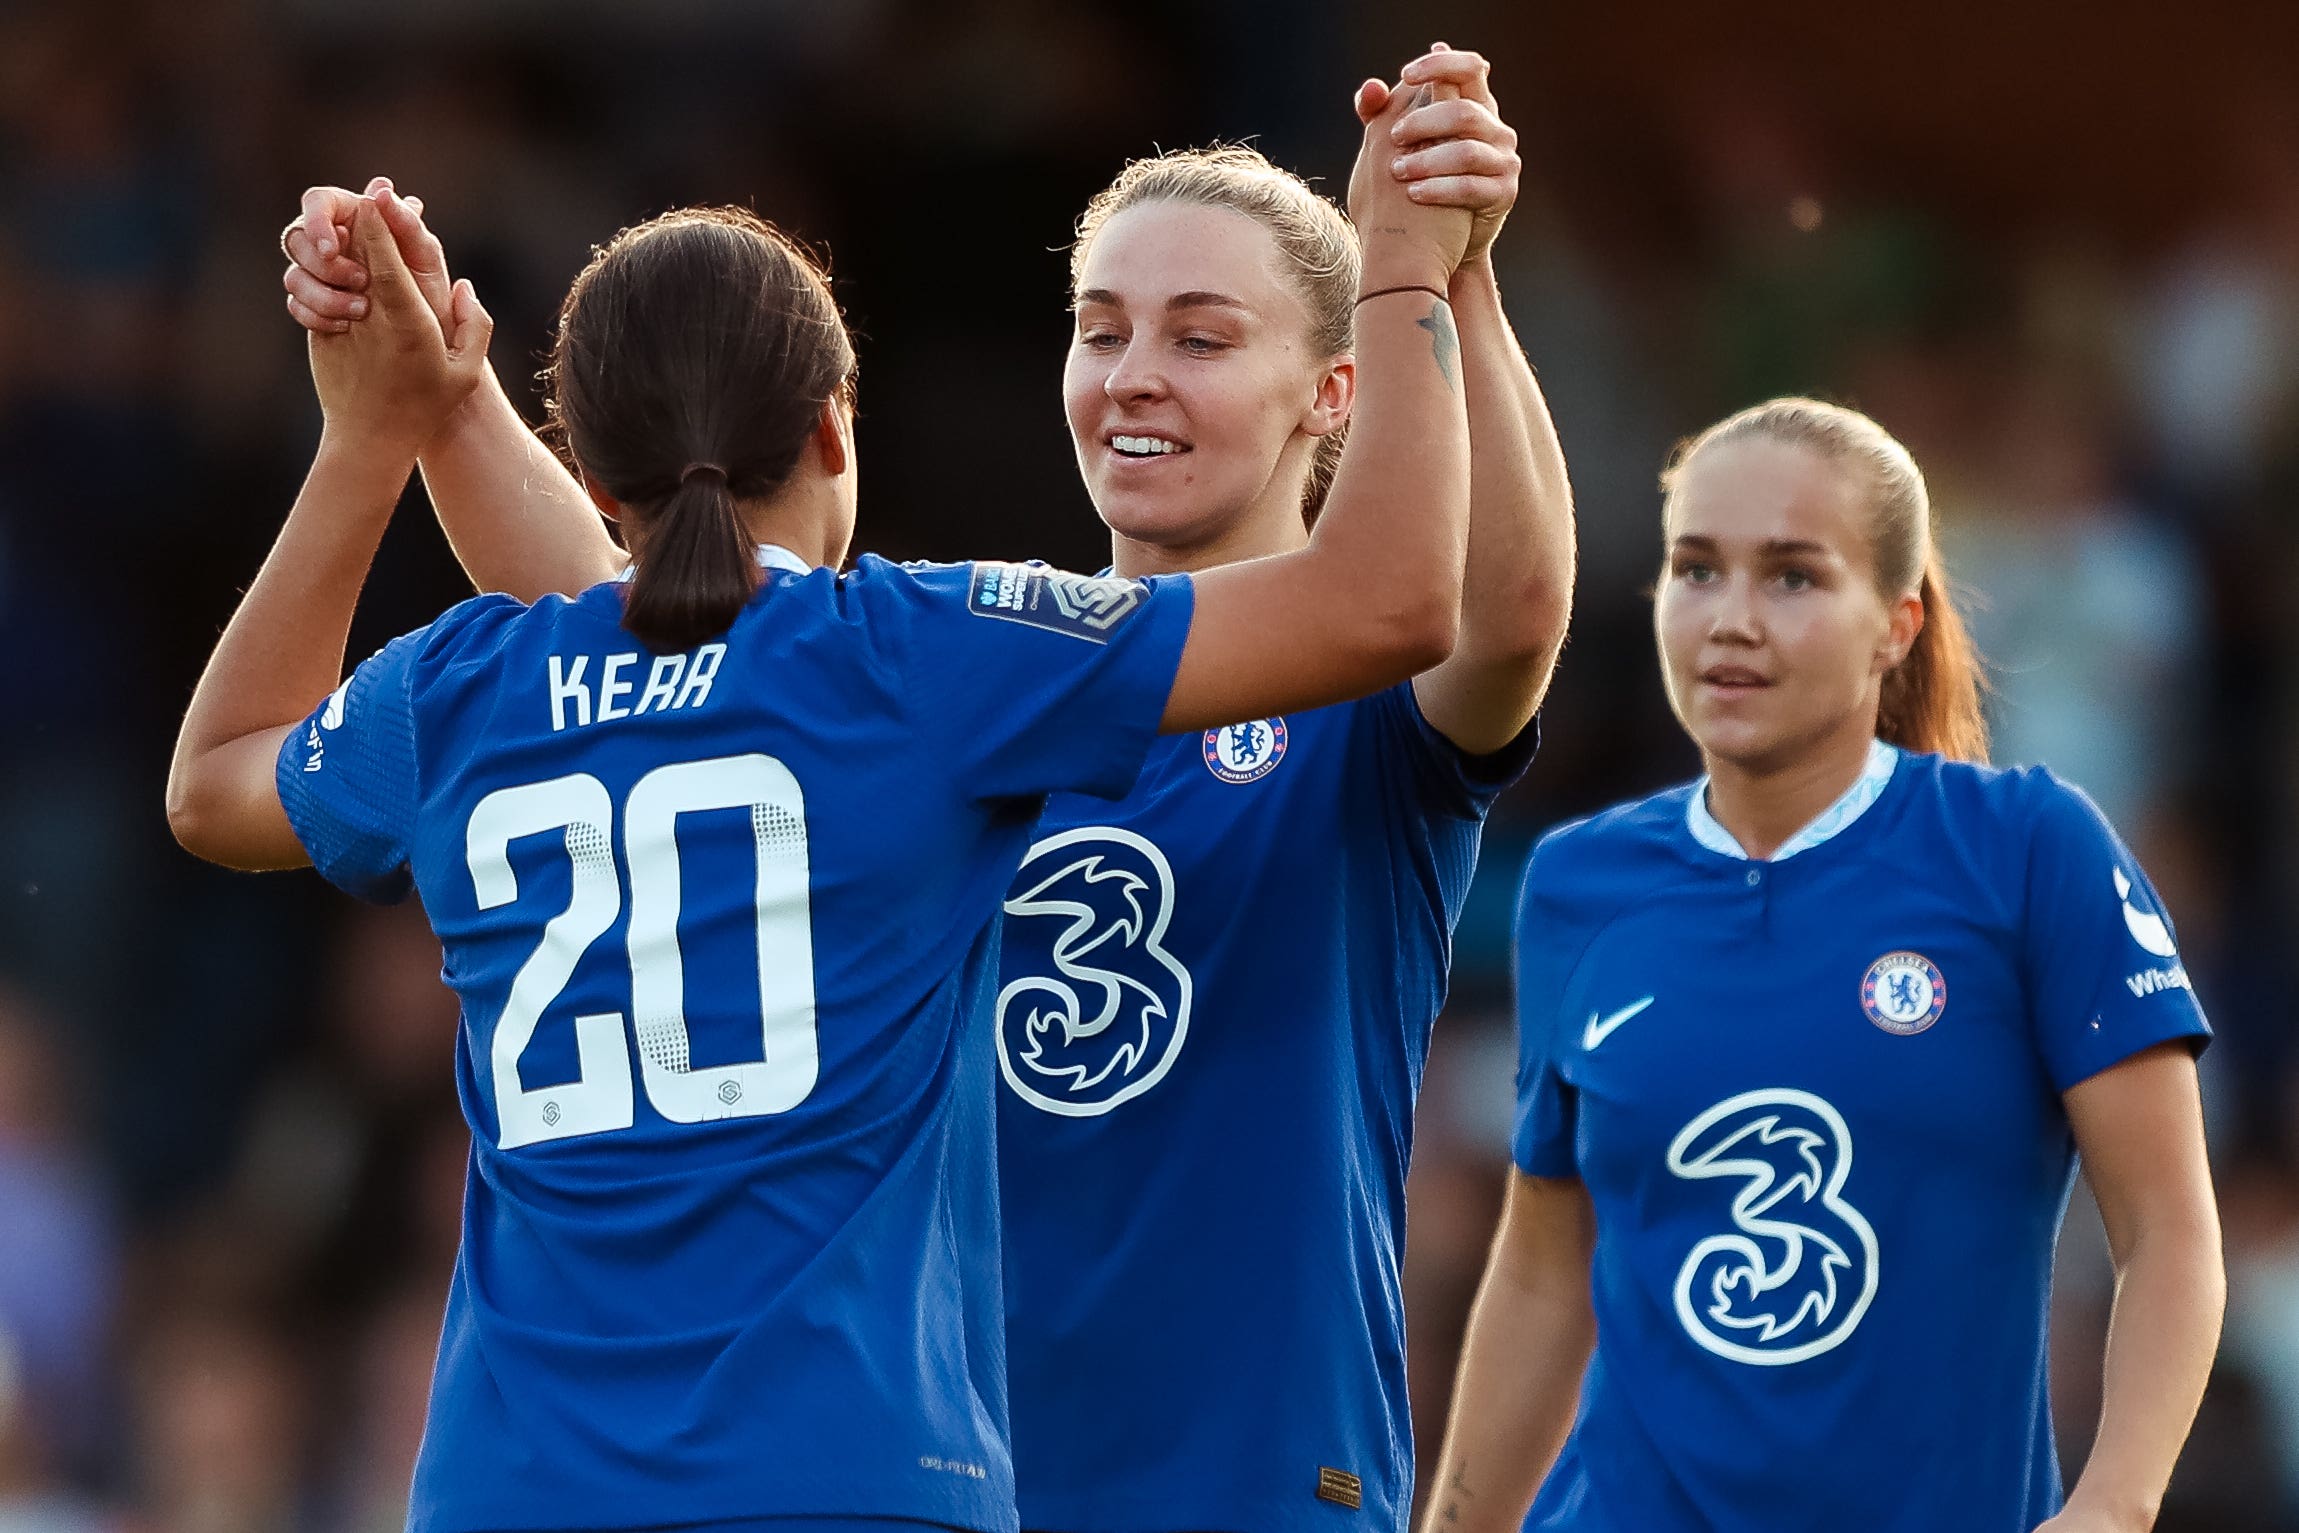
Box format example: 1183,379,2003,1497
0,1,2294,1528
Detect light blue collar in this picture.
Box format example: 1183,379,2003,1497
1688,739,1899,862
614,544,816,583
752,543,815,575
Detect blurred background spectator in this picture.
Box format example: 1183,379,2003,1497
0,0,2291,1525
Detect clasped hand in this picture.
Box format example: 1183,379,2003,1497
1348,43,1523,285
305,186,491,458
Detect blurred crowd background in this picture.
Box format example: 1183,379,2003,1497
0,0,2293,1528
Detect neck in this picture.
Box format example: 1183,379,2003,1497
1108,485,1313,579
734,481,844,570
1702,719,1880,861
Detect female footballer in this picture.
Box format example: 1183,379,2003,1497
279,45,1570,1532
1423,399,2221,1533
168,79,1478,1533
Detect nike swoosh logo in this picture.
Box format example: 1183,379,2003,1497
1583,995,1656,1051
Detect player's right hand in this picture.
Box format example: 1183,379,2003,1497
283,176,455,335
308,191,491,455
1347,70,1474,290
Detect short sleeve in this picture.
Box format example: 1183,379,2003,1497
1371,682,1540,822
2020,774,2211,1091
897,560,1195,804
275,628,427,903
1510,841,1580,1177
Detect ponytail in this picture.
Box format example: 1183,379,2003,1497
1878,548,1989,761
622,468,759,653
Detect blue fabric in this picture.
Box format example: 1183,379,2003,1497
276,556,1193,1533
998,682,1536,1533
1510,754,2212,1533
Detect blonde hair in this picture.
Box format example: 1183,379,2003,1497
1072,145,1359,520
1662,397,1990,762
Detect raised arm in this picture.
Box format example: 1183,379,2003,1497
1158,75,1474,733
170,195,493,867
1379,45,1573,754
2046,1044,2223,1533
284,182,623,600
1418,1170,1597,1533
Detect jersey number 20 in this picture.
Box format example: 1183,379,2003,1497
465,753,817,1149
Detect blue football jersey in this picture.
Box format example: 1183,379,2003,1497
1511,749,2211,1533
997,684,1536,1533
274,555,1194,1533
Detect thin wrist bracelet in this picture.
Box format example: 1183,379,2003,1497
1355,283,1451,306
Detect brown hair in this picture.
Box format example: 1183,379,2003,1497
548,207,856,652
1661,397,1990,762
1071,145,1358,520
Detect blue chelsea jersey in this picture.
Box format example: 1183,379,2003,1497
274,556,1193,1533
997,684,1537,1533
1512,750,2210,1533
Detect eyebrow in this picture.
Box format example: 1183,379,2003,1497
1670,534,1835,559
1073,288,1252,314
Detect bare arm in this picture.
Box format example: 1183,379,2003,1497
419,368,624,600
2046,1044,2223,1533
284,183,622,601
1381,48,1574,754
1418,1171,1597,1533
1412,258,1573,751
172,196,493,867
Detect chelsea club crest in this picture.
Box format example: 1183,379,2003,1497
1203,718,1287,784
1861,950,1946,1035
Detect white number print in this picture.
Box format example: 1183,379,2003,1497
469,775,633,1150
465,754,818,1149
1666,1088,1880,1366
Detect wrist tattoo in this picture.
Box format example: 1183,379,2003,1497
1417,300,1460,391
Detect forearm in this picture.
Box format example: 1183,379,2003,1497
1307,255,1473,649
1414,258,1574,751
2062,1222,2225,1529
1421,1247,1593,1533
181,432,410,748
421,365,623,601
1456,260,1573,658
169,430,413,861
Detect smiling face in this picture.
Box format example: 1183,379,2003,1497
1064,199,1351,563
1655,436,1924,775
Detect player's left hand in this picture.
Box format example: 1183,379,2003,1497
1358,43,1520,271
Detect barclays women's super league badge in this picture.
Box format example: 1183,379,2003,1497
1861,951,1946,1035
1203,718,1287,784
